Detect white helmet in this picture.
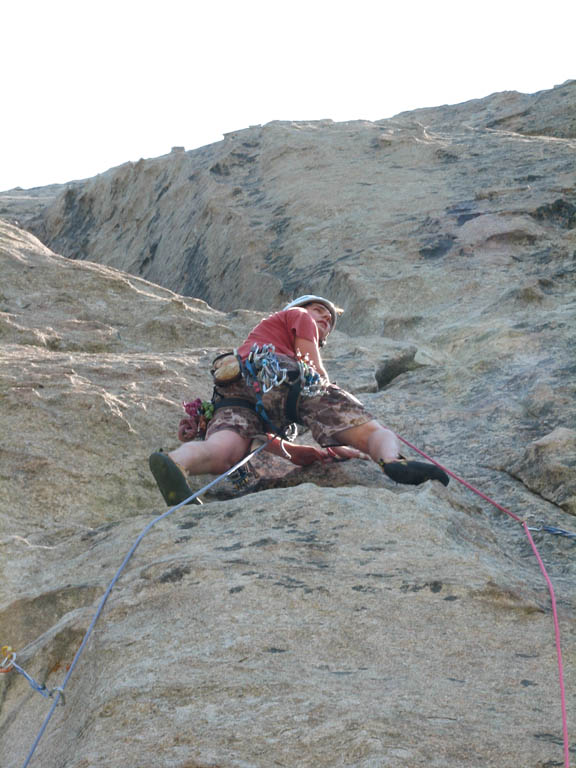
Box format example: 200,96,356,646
283,295,339,330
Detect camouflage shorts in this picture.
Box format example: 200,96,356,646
205,355,373,446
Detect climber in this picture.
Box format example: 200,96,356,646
149,295,449,505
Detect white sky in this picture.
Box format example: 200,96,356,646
2,0,574,191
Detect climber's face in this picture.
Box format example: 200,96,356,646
304,302,333,342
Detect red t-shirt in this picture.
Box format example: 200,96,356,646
236,308,318,359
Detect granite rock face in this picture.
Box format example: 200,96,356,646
1,81,576,768
23,81,576,328
510,427,576,515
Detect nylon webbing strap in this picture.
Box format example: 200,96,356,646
212,398,258,413
285,377,301,423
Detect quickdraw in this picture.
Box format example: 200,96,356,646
296,351,328,397
0,647,64,703
235,345,290,437
527,524,576,540
245,344,288,393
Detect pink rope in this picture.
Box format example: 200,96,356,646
396,433,571,768
523,524,570,768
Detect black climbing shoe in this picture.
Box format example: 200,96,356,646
380,459,449,487
149,452,203,505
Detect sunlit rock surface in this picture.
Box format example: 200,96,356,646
1,81,576,767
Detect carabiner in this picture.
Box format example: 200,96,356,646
0,646,15,673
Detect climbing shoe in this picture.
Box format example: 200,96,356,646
148,452,203,505
379,458,449,487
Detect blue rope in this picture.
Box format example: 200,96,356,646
20,437,274,768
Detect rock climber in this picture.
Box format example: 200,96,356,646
149,295,449,505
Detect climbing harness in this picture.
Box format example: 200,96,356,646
13,435,276,768
238,345,327,430
197,345,329,442
212,345,296,439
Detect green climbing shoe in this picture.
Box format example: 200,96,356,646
149,452,203,505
